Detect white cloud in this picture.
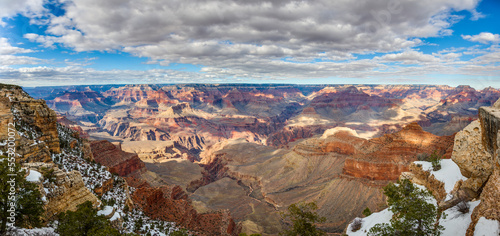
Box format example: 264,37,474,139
377,50,439,64
0,0,46,26
23,0,480,66
5,0,499,88
462,32,500,44
0,55,44,65
0,37,34,55
0,37,42,65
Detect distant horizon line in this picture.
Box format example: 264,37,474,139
15,83,495,89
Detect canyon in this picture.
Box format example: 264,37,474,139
3,83,500,235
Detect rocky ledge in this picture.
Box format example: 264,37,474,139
23,162,101,220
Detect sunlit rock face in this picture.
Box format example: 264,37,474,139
23,162,101,220
452,120,494,192
27,84,499,154
90,140,146,176
1,85,60,162
181,122,454,234
462,99,500,235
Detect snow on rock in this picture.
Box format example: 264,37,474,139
97,206,114,216
8,227,58,236
346,182,476,236
346,209,393,235
414,159,467,200
26,170,42,182
51,124,178,235
110,211,121,221
474,217,500,236
440,200,480,236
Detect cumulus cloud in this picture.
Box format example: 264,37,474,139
0,0,46,26
5,0,498,87
462,32,500,44
23,0,480,67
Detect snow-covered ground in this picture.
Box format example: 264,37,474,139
6,227,59,236
414,159,467,201
346,209,393,235
346,196,483,236
346,160,498,236
474,217,500,236
440,200,480,235
51,124,180,235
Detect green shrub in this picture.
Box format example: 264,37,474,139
56,201,120,236
368,179,444,236
362,207,372,217
429,151,442,171
280,201,326,236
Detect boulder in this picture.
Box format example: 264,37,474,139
451,120,494,192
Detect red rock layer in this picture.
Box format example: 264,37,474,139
266,125,327,147
90,140,145,176
310,86,398,109
132,185,239,236
342,122,455,180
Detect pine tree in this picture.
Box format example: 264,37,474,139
368,178,444,236
56,201,121,236
280,201,326,236
0,156,44,234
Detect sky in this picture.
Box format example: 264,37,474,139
0,0,499,88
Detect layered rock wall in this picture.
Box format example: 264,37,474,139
90,140,145,176
132,185,239,236
0,85,60,162
23,162,101,219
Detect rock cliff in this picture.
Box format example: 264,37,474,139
342,122,454,181
380,99,500,235
462,100,500,235
90,140,146,176
452,120,493,193
132,185,239,236
23,162,101,219
89,138,240,235
0,85,60,162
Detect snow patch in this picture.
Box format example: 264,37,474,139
346,209,393,235
110,211,121,221
414,159,467,200
26,170,42,182
8,227,58,236
440,200,480,236
97,206,114,216
474,217,500,236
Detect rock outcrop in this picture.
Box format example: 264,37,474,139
23,162,101,219
90,140,146,176
132,185,239,236
451,120,494,193
343,122,455,181
0,85,60,162
400,98,500,235
462,100,500,235
403,163,447,201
